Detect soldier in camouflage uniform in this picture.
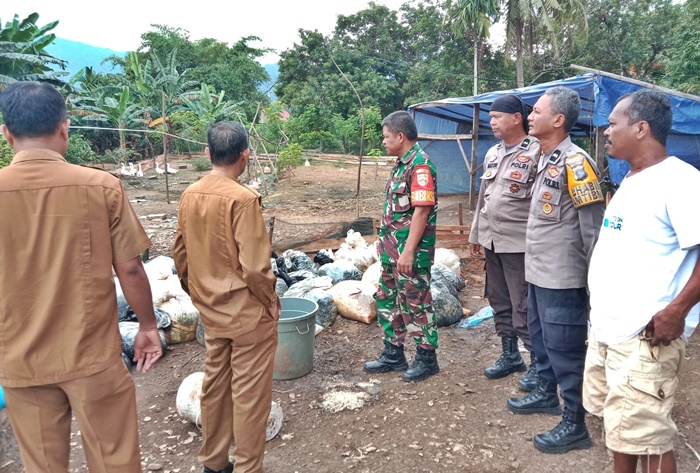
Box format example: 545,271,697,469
364,111,439,382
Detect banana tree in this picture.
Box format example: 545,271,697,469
72,86,146,149
0,13,67,87
180,83,244,121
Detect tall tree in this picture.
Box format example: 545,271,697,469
445,0,500,95
501,0,587,86
664,0,699,93
568,0,680,82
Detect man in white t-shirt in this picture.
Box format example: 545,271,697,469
584,89,700,473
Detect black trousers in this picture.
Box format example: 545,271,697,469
484,248,531,351
528,283,588,416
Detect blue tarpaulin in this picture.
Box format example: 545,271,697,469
409,73,700,193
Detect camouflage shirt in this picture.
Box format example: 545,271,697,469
379,143,438,268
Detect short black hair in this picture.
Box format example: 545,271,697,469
206,121,249,165
544,87,580,132
382,111,418,141
618,89,672,145
0,81,67,137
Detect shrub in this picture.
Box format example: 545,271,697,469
277,143,303,171
0,135,13,168
192,158,212,171
65,133,97,165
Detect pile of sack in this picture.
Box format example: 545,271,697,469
116,256,201,367
273,230,468,332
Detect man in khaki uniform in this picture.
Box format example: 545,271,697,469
173,121,280,473
0,81,163,472
469,95,539,390
507,86,605,454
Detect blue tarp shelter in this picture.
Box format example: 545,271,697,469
408,69,700,195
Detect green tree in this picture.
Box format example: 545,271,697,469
445,0,500,95
137,27,270,120
664,0,700,93
74,86,146,149
501,0,587,86
568,0,680,82
0,13,67,87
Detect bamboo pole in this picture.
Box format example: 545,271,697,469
162,93,170,204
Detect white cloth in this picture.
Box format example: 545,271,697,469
589,157,700,345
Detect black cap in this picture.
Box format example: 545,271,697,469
490,94,529,133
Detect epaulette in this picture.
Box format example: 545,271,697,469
547,149,562,164
519,137,532,149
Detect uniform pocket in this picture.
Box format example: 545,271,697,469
535,187,562,221
543,306,587,351
391,182,411,213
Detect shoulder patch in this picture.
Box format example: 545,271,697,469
565,153,604,208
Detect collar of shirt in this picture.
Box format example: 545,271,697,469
398,143,421,165
11,149,66,165
210,169,240,182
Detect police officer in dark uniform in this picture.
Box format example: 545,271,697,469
507,87,605,454
469,95,540,390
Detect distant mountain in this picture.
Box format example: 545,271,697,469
46,37,126,79
45,37,280,101
261,63,279,101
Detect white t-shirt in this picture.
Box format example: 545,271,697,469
589,157,700,345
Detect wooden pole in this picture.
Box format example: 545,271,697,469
268,216,276,243
469,103,480,210
595,126,608,177
162,92,170,204
458,201,464,229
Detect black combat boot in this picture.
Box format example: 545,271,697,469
533,408,593,454
204,461,233,473
483,336,527,379
402,347,439,382
518,351,539,392
506,380,562,415
364,341,408,373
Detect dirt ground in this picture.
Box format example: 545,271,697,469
2,157,700,473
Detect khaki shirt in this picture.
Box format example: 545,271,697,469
469,137,539,253
0,149,150,387
173,171,278,339
525,137,605,289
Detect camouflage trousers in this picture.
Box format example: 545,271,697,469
375,262,438,350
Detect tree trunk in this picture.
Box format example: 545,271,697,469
516,20,524,88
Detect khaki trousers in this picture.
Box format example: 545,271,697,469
199,312,278,473
3,361,141,473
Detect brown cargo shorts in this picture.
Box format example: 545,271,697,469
583,329,685,456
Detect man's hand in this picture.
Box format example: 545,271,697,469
397,251,414,274
645,305,686,346
133,328,163,373
470,244,483,258
269,297,281,320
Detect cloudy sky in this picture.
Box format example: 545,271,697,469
2,0,410,62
